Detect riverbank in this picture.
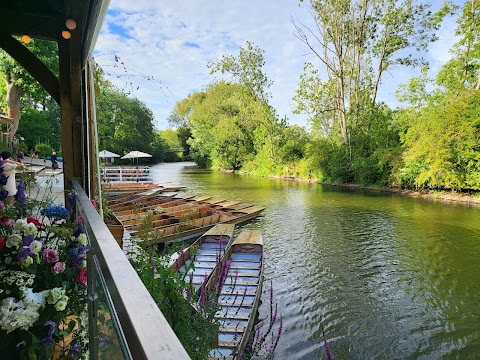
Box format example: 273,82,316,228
232,169,480,205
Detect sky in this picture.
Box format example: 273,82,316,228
94,0,464,130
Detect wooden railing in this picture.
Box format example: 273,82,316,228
73,181,190,359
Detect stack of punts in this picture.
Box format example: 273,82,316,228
171,224,235,291
207,230,264,359
106,193,265,244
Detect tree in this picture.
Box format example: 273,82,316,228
96,84,156,161
293,0,449,144
0,39,58,139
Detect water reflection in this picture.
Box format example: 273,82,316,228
152,162,480,359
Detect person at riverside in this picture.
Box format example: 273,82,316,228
51,151,58,169
1,150,25,200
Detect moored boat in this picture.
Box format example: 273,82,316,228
171,224,235,291
206,230,264,359
130,206,265,245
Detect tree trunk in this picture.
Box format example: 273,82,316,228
5,73,22,141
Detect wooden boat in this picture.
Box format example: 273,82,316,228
130,206,265,245
171,224,235,291
109,194,208,213
206,230,264,359
114,199,211,221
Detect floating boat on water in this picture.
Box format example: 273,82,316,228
207,230,264,359
171,224,235,291
129,206,265,245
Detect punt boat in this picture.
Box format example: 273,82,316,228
130,206,265,245
206,230,264,359
171,224,235,291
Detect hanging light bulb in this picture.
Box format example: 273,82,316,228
21,35,31,44
65,19,76,30
62,30,71,40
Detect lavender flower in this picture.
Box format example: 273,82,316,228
0,189,8,201
0,174,7,185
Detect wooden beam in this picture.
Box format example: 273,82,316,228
59,35,84,195
0,32,60,103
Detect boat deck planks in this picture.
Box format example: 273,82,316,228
208,230,264,360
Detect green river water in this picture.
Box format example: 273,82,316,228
151,162,480,359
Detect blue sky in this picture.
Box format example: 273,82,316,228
95,0,464,130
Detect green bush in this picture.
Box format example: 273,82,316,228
35,142,53,158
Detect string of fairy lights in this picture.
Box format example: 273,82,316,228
20,18,77,44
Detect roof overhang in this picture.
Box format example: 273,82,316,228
0,0,110,66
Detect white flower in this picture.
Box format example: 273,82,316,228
23,223,37,237
14,219,27,230
0,289,47,333
4,257,12,264
77,233,88,246
20,257,33,268
54,300,67,311
5,234,22,248
47,287,65,305
22,288,48,308
29,240,43,254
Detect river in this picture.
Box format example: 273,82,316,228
150,162,480,359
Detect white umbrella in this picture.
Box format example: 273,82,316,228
99,150,120,158
121,151,152,159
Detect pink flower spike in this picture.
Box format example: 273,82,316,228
0,202,4,211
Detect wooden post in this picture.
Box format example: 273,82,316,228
58,36,84,199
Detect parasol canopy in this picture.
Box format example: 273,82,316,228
99,150,120,158
121,151,152,159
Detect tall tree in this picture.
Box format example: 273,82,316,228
293,0,450,144
0,39,58,139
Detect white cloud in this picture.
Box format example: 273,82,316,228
94,0,463,129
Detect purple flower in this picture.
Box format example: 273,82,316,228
17,246,33,261
67,191,77,209
14,180,27,207
0,189,8,201
77,245,89,256
41,321,56,345
69,256,84,268
73,227,85,237
324,334,334,360
0,175,7,186
67,343,81,358
22,234,34,246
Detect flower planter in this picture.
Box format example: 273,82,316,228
105,214,124,248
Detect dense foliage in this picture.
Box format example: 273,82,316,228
170,1,480,192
